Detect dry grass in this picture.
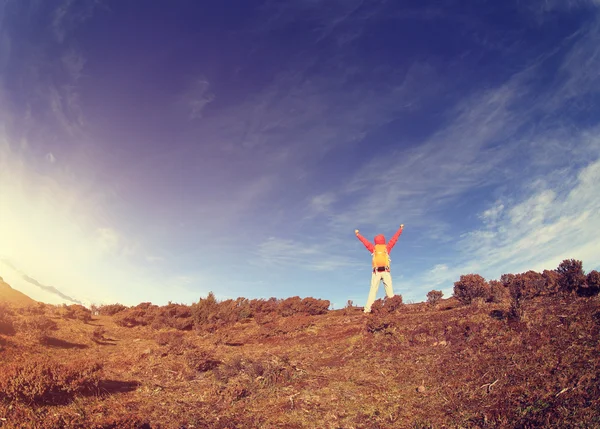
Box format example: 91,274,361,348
0,278,599,428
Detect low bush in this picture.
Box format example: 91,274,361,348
113,308,151,328
61,304,93,323
369,295,403,318
91,326,107,343
365,314,395,334
15,315,58,343
488,280,508,303
248,298,279,315
16,302,50,316
453,274,490,305
300,297,330,315
542,269,560,295
278,296,303,317
583,270,600,297
277,296,330,317
426,290,443,307
155,330,188,355
98,304,128,316
0,303,16,336
112,293,331,332
0,358,102,405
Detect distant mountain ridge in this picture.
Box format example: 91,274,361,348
0,276,37,306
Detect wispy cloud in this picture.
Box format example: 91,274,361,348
182,78,215,120
190,59,435,174
0,259,82,304
284,11,600,302
255,237,360,272
313,16,600,238
61,49,86,81
52,0,102,44
424,148,600,296
325,78,526,235
526,0,600,17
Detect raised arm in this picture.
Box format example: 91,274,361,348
355,230,374,253
387,224,404,253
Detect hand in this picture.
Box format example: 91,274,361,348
400,224,404,229
355,229,359,235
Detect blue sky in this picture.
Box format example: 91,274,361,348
1,0,600,309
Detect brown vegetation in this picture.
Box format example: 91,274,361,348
426,290,443,307
0,358,102,405
0,259,599,428
453,273,490,304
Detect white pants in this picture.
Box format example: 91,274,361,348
364,270,394,313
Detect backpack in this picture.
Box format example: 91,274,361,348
372,244,390,268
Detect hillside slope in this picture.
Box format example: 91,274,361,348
0,293,599,428
0,276,37,307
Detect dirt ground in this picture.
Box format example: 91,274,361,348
1,294,599,428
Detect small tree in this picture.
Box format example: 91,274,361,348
453,274,490,305
426,290,443,307
581,270,600,297
557,259,586,294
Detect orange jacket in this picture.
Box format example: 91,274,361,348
356,226,403,255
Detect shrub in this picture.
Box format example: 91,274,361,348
0,358,102,405
17,302,49,316
191,292,220,327
61,304,93,323
426,290,443,307
155,329,182,346
98,304,128,316
276,296,330,317
91,326,107,343
488,280,508,303
278,296,303,317
581,270,600,297
111,302,195,331
504,271,545,320
385,295,403,312
539,269,559,295
365,313,395,333
453,274,490,305
557,259,586,294
113,308,150,328
152,303,193,330
500,273,516,287
16,315,58,343
215,299,249,325
0,303,16,336
301,297,330,315
235,298,253,320
518,271,546,299
370,295,403,315
249,298,279,315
